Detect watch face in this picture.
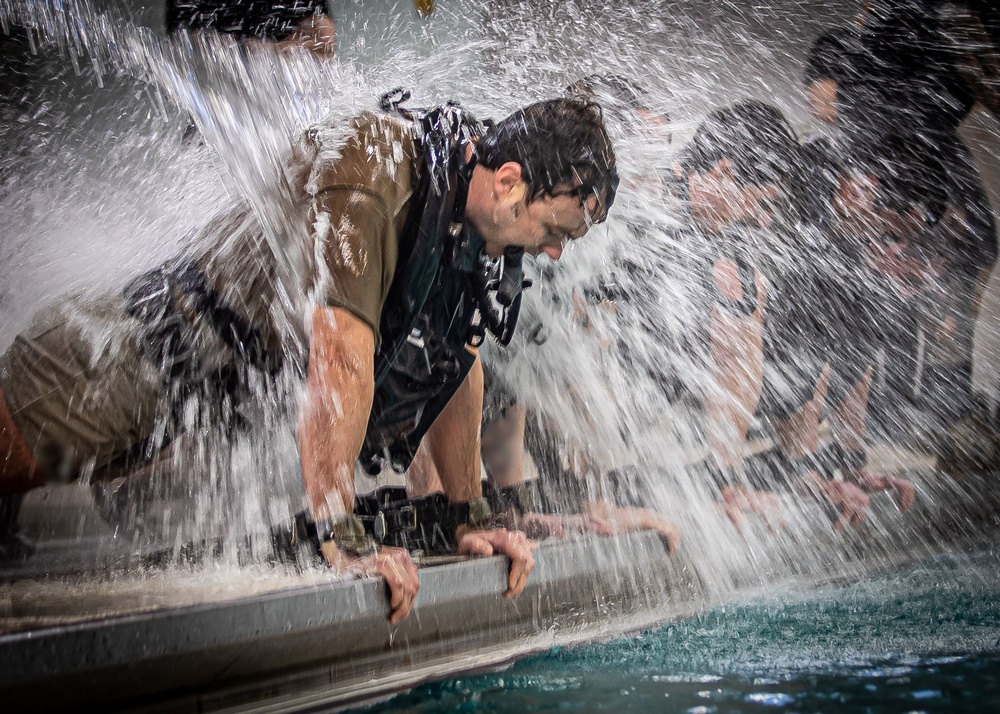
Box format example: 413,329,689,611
374,511,388,542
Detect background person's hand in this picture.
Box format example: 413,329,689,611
802,475,871,531
588,502,682,553
517,512,615,539
718,485,786,535
457,527,536,598
857,473,916,512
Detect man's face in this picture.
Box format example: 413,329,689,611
832,173,942,290
689,159,786,232
832,174,926,244
471,163,602,261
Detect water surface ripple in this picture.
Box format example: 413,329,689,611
362,549,1000,712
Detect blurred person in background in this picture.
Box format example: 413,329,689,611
803,1,999,465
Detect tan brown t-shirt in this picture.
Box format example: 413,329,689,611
198,112,420,354
309,112,419,335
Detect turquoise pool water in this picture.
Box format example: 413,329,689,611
362,549,1000,712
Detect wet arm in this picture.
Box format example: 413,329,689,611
298,306,375,520
424,349,484,502
705,264,767,467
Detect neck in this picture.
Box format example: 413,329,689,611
463,164,493,240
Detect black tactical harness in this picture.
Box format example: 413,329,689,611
359,92,531,476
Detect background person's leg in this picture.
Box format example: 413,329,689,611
0,385,42,495
0,493,33,560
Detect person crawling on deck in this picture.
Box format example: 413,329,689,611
0,94,619,623
0,0,340,564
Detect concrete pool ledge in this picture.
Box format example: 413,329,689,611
4,457,1000,713
0,531,682,713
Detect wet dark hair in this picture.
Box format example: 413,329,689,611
475,98,619,222
847,132,949,223
680,100,800,188
166,0,328,42
566,74,652,113
803,27,862,86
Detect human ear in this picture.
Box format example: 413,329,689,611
494,162,525,200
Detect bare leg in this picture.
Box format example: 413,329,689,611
0,387,42,495
481,403,526,488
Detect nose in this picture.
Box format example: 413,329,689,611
541,244,563,261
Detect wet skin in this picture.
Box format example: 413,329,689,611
464,151,603,263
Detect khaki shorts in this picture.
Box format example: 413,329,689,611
0,295,165,483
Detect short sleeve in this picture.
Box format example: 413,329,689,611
309,114,417,338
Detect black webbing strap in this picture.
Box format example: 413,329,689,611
354,487,492,554
483,480,543,517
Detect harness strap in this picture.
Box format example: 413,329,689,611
354,487,492,554
123,260,279,377
483,480,543,517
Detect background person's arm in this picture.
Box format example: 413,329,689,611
705,263,767,467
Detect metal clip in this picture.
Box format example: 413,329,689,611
406,327,425,349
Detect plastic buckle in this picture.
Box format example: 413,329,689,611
399,505,418,531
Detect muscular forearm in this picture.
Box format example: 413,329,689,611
424,349,484,503
298,307,375,520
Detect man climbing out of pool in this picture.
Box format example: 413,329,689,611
0,94,619,624
411,74,685,550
